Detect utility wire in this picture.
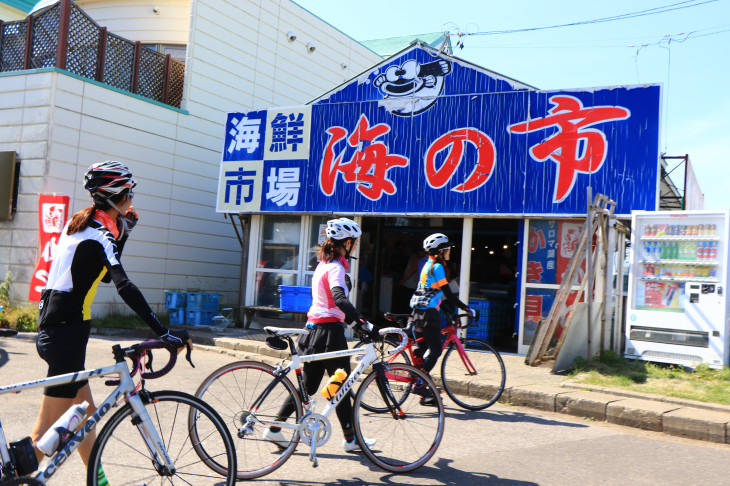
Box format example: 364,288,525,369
460,0,718,37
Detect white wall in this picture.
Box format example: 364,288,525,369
0,0,382,316
75,0,192,45
0,4,26,20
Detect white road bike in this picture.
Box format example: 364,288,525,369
195,326,446,480
0,338,236,485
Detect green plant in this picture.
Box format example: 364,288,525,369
10,303,38,332
90,310,150,330
0,271,11,308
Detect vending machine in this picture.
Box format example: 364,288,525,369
625,210,730,369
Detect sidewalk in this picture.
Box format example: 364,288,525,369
99,324,730,445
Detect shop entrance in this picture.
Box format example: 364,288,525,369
357,217,519,352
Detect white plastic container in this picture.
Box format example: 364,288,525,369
37,401,89,456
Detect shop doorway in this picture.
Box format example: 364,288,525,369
357,217,519,352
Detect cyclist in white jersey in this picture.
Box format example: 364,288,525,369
30,161,191,482
263,218,376,452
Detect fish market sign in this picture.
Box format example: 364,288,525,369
217,46,659,216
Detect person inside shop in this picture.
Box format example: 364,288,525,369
409,233,476,406
30,160,192,482
263,217,377,452
389,239,411,313
400,246,428,295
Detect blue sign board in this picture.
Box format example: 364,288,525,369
217,45,660,216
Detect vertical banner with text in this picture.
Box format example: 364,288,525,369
28,195,69,301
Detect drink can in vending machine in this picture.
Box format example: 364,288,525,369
662,284,678,307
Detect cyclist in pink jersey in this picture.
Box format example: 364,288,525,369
264,218,376,452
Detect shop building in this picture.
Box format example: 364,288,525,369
218,44,661,353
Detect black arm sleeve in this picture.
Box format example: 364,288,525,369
107,264,166,336
440,284,468,311
331,286,364,324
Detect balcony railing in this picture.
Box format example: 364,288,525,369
0,0,184,108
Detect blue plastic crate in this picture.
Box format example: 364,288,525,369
278,285,312,313
168,308,186,325
186,309,216,326
186,292,220,312
164,291,187,309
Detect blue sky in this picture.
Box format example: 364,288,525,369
295,0,730,209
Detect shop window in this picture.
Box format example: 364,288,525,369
255,215,301,306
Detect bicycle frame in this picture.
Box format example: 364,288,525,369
244,327,406,466
385,315,480,376
0,361,173,484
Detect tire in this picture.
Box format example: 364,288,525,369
194,360,302,480
87,390,236,486
440,338,506,410
354,337,413,413
353,364,445,473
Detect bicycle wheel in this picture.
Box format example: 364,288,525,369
354,338,413,413
353,364,445,473
87,390,236,486
194,360,302,480
440,338,506,410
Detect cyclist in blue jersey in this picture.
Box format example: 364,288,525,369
30,161,191,482
409,233,476,406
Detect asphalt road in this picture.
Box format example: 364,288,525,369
1,334,729,485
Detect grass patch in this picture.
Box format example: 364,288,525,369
569,350,730,405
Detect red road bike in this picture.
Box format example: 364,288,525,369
356,311,506,411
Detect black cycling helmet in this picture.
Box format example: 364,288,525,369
84,160,136,206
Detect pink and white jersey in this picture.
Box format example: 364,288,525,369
308,259,349,323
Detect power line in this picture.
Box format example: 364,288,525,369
460,0,718,37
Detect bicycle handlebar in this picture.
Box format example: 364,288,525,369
378,327,408,355
105,340,182,386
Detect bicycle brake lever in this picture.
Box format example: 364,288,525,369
185,343,195,368
145,349,154,370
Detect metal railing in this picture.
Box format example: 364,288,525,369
0,0,184,108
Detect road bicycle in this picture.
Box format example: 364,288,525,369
354,311,506,411
194,326,445,480
0,338,236,485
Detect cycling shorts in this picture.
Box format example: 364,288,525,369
36,320,91,398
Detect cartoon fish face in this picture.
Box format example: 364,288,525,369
373,59,452,116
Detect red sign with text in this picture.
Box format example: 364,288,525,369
28,195,69,301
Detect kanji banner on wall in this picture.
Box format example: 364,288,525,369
28,195,69,301
217,45,660,217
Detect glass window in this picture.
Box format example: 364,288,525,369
258,216,301,270
306,216,330,272
254,215,301,306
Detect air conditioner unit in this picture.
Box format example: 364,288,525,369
0,151,18,221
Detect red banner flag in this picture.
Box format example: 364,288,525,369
28,195,70,301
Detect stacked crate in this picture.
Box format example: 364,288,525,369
164,291,221,326
164,291,187,325
467,298,491,341
186,292,220,326
467,297,513,343
278,285,312,312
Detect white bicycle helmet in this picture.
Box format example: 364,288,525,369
423,233,452,252
326,218,362,240
84,160,136,205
